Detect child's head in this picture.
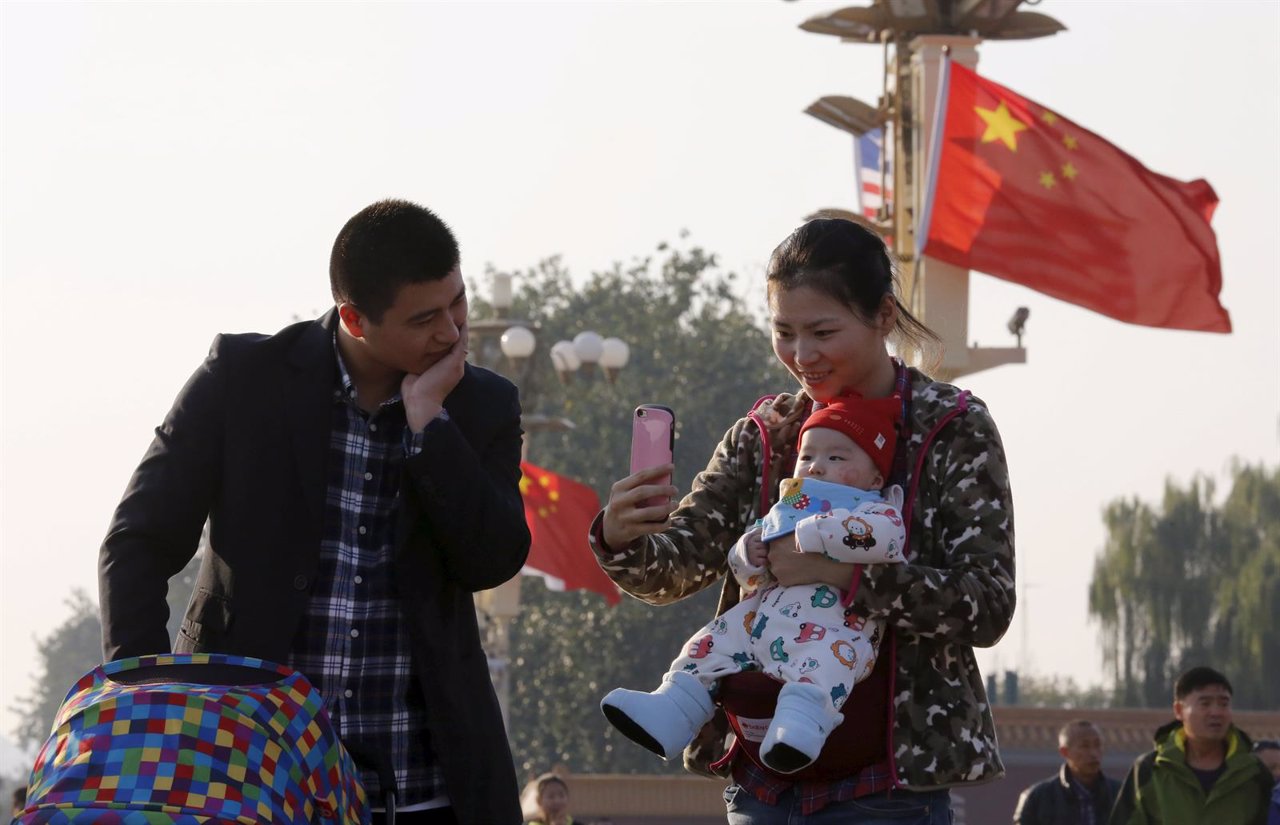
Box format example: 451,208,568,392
534,773,569,818
796,393,899,490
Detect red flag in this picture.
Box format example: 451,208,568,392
921,62,1230,333
519,461,620,605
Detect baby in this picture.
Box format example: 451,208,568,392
602,394,906,774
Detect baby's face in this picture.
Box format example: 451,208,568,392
795,427,882,490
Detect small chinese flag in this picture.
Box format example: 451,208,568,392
519,461,620,605
921,61,1230,333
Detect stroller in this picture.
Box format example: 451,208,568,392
12,653,370,824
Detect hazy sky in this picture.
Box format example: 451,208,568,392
2,0,1277,769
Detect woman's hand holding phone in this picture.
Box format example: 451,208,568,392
601,405,678,551
601,464,678,550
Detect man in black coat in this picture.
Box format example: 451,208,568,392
99,199,530,824
1014,719,1122,825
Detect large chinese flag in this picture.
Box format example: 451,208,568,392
519,461,620,605
921,62,1230,333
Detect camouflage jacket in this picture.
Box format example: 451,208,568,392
589,368,1016,789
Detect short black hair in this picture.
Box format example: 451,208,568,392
1174,666,1233,700
766,218,940,363
329,199,460,323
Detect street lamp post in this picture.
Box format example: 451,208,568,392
799,0,1063,380
467,271,629,729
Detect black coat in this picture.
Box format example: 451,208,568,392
99,309,531,824
1014,765,1122,825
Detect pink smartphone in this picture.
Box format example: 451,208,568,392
630,404,675,508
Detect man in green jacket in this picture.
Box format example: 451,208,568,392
1110,666,1272,825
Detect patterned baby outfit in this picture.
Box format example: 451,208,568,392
669,477,906,713
15,653,369,824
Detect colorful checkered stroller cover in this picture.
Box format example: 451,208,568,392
13,653,370,824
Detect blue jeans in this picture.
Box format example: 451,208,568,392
724,784,952,825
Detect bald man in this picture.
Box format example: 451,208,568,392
1014,720,1121,825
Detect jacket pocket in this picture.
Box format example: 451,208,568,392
177,588,234,649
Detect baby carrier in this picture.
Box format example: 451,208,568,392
13,653,370,824
712,389,971,781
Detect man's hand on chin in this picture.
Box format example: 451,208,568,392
402,323,468,432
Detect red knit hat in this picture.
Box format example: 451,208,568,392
798,393,901,480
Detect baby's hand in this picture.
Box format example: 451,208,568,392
745,533,769,568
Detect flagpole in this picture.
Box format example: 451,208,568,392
909,50,952,320
880,30,891,221
914,52,950,270
900,35,1024,380
801,6,1045,381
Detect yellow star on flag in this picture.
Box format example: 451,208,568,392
975,100,1029,151
1039,171,1057,189
1063,134,1079,150
1062,162,1078,180
1041,111,1059,126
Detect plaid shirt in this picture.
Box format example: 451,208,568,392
733,361,912,815
1068,772,1098,825
732,759,895,815
287,338,442,807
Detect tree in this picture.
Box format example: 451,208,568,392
9,550,203,749
8,590,102,750
1089,462,1280,709
493,240,792,775
1209,462,1280,707
509,582,722,776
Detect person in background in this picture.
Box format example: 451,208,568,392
1255,741,1280,783
1013,719,1121,825
11,786,27,819
1253,741,1280,825
1109,666,1271,825
524,773,573,825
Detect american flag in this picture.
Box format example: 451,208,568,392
854,127,892,220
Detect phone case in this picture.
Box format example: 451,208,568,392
630,404,674,507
